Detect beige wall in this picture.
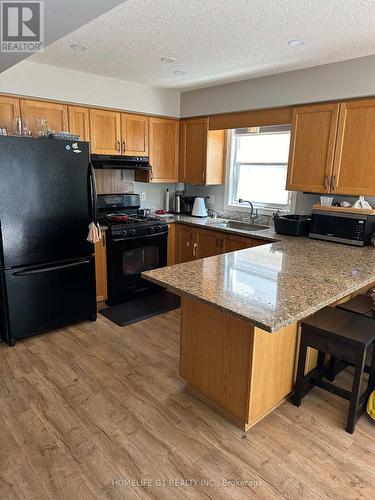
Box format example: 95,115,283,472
180,54,375,117
0,61,181,117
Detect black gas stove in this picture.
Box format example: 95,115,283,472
98,193,167,238
97,194,168,305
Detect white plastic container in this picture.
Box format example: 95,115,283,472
320,196,334,206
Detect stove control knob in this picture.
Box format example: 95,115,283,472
121,230,127,237
129,229,136,236
149,226,155,233
155,225,162,232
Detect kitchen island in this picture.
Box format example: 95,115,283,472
143,235,375,430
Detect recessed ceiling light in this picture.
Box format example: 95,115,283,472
288,39,305,47
70,44,88,51
161,56,177,63
173,70,186,76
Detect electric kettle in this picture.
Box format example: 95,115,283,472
192,197,208,217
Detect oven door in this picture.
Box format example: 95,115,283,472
107,231,167,304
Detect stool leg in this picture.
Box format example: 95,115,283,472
293,330,309,407
327,356,339,382
346,347,366,434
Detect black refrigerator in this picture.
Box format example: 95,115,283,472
0,136,97,346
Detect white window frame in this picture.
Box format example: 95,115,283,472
224,129,296,215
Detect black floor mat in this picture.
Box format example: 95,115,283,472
99,291,180,327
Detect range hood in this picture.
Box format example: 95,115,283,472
91,154,152,170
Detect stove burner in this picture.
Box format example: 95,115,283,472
98,213,166,228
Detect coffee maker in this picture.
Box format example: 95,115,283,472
180,196,196,215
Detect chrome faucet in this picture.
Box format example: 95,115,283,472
238,198,258,221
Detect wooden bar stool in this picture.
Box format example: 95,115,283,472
336,294,375,373
293,306,375,433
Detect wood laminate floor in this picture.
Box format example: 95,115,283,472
0,310,374,499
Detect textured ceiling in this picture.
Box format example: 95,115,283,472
0,0,124,73
30,0,375,90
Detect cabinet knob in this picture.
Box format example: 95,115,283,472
117,140,121,153
122,140,126,153
331,175,337,191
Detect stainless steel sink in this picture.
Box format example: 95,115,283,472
225,220,270,231
207,219,270,232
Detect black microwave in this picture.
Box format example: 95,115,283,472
309,210,375,246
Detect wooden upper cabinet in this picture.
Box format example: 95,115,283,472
140,117,179,183
68,106,90,142
89,109,121,155
180,118,225,185
20,99,68,136
0,95,20,134
286,103,339,193
121,113,148,155
332,99,375,196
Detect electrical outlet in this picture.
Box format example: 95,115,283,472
141,192,147,202
207,194,215,205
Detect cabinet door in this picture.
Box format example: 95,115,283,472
176,225,195,263
286,104,339,193
167,223,176,266
221,233,252,254
121,113,148,155
20,99,68,136
180,118,208,184
0,95,20,134
94,231,107,302
68,106,90,142
206,129,226,185
89,109,121,155
148,117,179,182
332,99,375,195
194,228,221,259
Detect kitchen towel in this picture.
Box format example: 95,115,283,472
87,222,102,244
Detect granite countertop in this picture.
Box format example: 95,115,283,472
161,214,285,242
143,236,375,332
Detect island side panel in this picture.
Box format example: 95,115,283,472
248,323,299,427
180,296,254,428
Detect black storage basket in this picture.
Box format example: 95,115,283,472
273,214,311,237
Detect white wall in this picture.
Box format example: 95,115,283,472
180,54,375,117
0,61,180,117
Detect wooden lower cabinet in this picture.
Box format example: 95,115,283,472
194,228,221,259
176,224,267,263
221,233,253,253
167,224,176,266
176,224,195,263
94,232,107,302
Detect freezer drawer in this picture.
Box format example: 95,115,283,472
1,257,96,345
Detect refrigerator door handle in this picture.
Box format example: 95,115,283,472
12,260,91,276
89,162,98,224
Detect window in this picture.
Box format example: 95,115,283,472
226,125,294,213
